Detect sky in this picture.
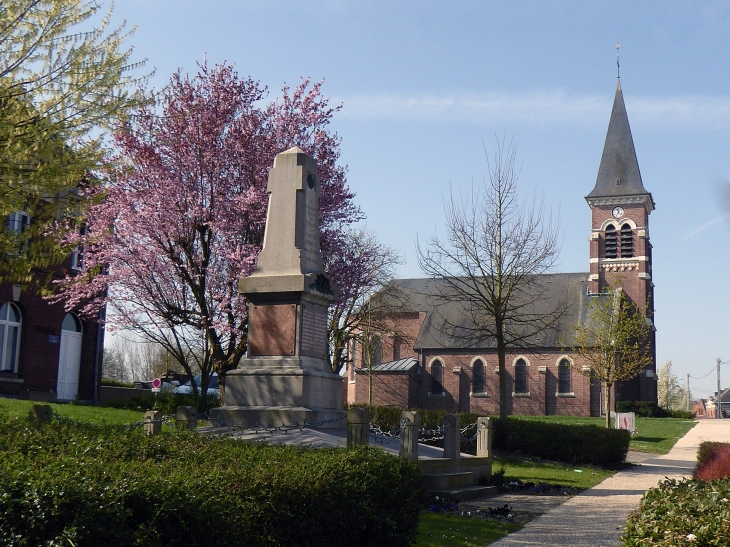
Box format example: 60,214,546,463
102,0,730,399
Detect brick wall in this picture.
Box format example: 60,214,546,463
0,281,102,401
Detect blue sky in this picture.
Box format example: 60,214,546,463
106,0,730,399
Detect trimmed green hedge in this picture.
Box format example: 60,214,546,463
616,400,694,419
361,405,629,466
621,477,730,546
492,418,630,466
0,419,421,546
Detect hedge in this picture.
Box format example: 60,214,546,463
492,418,630,466
621,477,730,546
0,419,421,547
694,441,730,481
361,405,629,466
616,400,694,420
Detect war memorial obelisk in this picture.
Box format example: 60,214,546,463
211,147,345,427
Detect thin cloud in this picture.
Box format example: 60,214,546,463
683,212,730,241
336,91,730,129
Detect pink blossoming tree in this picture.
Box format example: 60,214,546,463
54,62,363,406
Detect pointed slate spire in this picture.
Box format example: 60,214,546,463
587,79,653,205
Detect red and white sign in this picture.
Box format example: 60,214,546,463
615,412,636,434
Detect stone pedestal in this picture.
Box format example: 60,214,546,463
210,147,345,428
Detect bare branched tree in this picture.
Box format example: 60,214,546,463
326,228,403,374
570,287,653,427
417,137,564,421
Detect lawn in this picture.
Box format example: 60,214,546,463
493,456,615,489
416,512,521,547
0,398,144,425
513,415,696,454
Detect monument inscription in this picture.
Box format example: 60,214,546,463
300,302,327,359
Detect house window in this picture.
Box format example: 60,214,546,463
393,336,402,361
0,302,21,373
472,359,485,395
430,359,443,395
7,212,30,255
604,225,617,259
514,358,528,394
350,340,357,382
620,224,633,258
70,223,87,271
558,358,572,394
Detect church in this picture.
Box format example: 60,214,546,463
344,78,657,417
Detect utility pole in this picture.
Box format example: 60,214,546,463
717,358,722,419
686,373,691,412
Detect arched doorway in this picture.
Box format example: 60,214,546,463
57,313,83,400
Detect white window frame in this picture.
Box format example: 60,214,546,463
0,302,22,374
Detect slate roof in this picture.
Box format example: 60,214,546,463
586,79,654,207
387,273,601,351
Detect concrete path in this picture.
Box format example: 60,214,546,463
487,419,730,546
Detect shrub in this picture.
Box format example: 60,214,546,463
615,401,694,420
100,378,134,388
492,418,630,466
0,419,421,547
622,477,730,546
694,442,730,480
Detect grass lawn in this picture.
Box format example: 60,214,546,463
493,456,615,489
0,398,144,425
416,512,521,547
513,415,697,454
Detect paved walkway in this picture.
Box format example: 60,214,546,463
486,419,730,546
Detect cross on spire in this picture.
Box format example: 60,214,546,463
616,43,620,79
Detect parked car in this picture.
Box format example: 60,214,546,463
173,374,219,397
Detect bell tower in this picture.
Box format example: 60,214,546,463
586,78,657,401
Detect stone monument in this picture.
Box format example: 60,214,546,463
211,147,345,427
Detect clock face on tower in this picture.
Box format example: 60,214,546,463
612,206,624,219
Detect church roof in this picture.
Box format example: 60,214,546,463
586,79,653,207
386,273,603,351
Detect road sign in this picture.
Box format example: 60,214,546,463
152,378,162,389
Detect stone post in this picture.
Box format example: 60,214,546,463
476,417,493,458
399,410,419,461
143,410,163,436
346,407,370,447
175,406,198,430
28,404,52,425
443,414,460,470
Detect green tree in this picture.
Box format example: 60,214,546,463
0,0,146,284
570,287,653,428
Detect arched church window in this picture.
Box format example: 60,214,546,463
558,358,572,394
430,359,443,395
605,225,617,259
472,359,485,395
514,358,528,394
620,224,633,258
0,302,21,373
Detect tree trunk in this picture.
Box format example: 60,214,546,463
605,382,612,429
497,335,507,422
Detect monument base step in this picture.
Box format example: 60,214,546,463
209,405,346,429
427,485,497,502
421,471,474,490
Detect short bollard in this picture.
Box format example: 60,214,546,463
144,410,163,436
29,404,52,425
175,406,198,430
399,410,419,461
476,417,492,458
346,407,370,447
443,414,460,469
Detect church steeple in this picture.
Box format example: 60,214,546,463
586,79,654,211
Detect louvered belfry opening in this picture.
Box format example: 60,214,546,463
605,225,618,258
620,224,633,257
